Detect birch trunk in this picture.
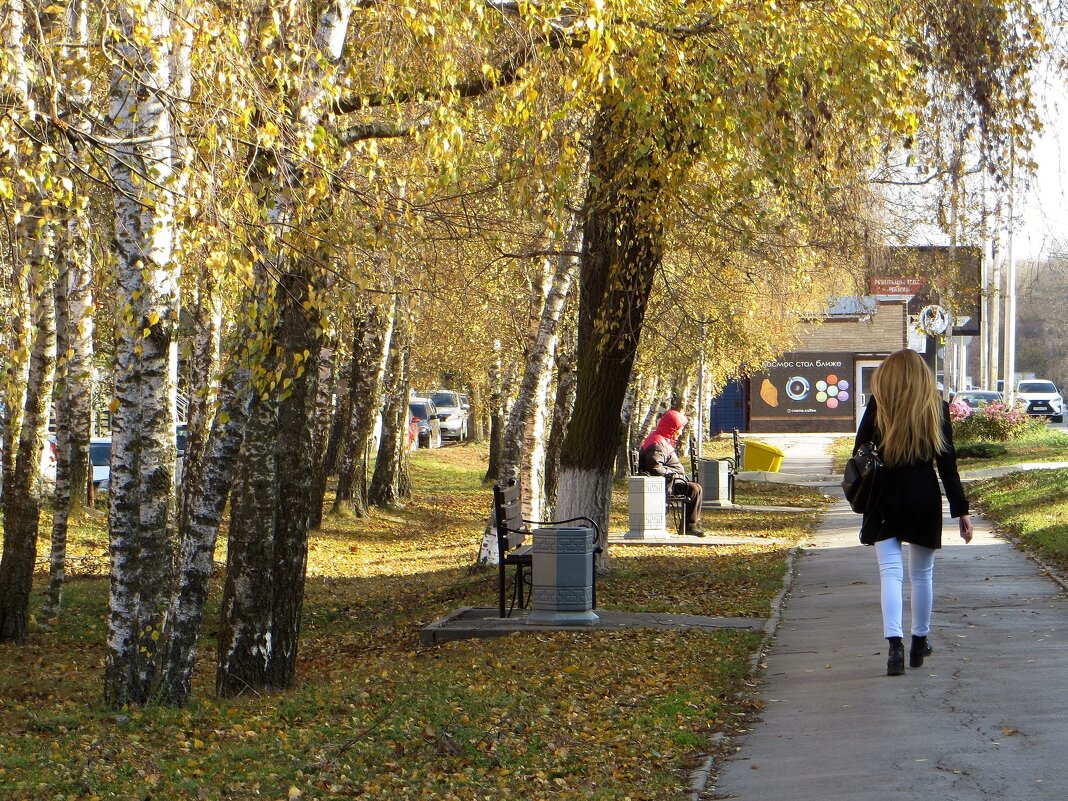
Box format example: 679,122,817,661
0,0,31,514
614,378,639,480
104,0,179,707
216,392,277,696
368,301,409,508
44,8,96,607
182,268,222,479
321,359,351,479
543,321,577,517
497,231,579,512
156,362,253,705
0,259,56,643
307,337,337,530
483,341,503,483
467,383,485,443
635,376,665,451
334,297,394,515
216,0,353,697
266,270,321,690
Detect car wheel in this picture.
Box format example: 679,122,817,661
1054,415,1064,424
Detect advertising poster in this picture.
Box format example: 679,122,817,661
750,352,856,432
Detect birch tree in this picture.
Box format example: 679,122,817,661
103,0,180,706
333,295,395,517
0,236,56,643
42,0,95,620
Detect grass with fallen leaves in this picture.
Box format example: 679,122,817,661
0,444,819,801
969,468,1068,576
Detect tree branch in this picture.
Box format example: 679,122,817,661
333,4,578,115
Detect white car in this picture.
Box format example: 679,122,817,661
428,390,468,441
1016,380,1064,423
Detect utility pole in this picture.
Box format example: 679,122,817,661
980,176,990,390
1004,142,1018,404
986,213,995,393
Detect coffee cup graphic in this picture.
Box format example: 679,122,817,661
785,376,810,402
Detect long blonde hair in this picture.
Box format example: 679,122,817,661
871,349,946,467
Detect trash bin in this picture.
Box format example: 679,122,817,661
624,475,669,539
698,459,732,507
529,527,599,625
743,441,784,472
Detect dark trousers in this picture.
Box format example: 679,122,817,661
670,479,703,527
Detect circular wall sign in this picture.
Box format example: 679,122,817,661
917,305,951,336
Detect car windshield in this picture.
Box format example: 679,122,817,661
409,402,429,420
89,441,111,466
959,392,1000,403
1019,381,1057,393
430,392,458,408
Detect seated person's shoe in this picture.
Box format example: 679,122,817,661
689,528,706,537
887,642,905,676
909,636,933,668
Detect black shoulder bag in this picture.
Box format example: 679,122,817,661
841,442,883,514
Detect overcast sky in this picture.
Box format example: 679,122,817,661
1018,73,1067,261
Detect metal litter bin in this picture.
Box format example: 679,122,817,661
529,526,599,625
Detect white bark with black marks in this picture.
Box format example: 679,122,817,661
369,299,410,508
543,321,577,517
104,0,179,707
334,297,395,515
156,362,254,705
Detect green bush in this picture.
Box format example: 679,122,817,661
955,441,1009,459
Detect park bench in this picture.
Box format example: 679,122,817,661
492,477,602,618
723,428,742,504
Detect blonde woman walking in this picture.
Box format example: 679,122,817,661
854,349,973,676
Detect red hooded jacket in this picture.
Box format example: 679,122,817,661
638,409,688,479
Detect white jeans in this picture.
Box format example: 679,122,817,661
874,538,936,639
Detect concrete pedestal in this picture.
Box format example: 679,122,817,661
529,527,598,625
624,475,669,539
699,459,733,508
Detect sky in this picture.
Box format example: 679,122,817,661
1018,75,1068,261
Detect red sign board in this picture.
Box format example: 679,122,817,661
870,276,926,295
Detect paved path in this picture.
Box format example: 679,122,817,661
736,432,839,481
712,492,1068,800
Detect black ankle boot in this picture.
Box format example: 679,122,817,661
887,639,905,676
909,635,933,668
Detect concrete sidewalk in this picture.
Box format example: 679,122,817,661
711,499,1068,800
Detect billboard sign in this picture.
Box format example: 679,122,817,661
750,352,856,432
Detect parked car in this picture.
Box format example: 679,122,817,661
428,390,468,441
1016,380,1064,423
408,398,442,448
89,423,189,491
89,436,112,489
950,390,1003,416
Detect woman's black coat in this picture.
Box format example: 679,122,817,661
853,397,969,548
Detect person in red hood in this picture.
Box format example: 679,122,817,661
638,408,705,536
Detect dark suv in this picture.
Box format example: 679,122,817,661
409,398,442,448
